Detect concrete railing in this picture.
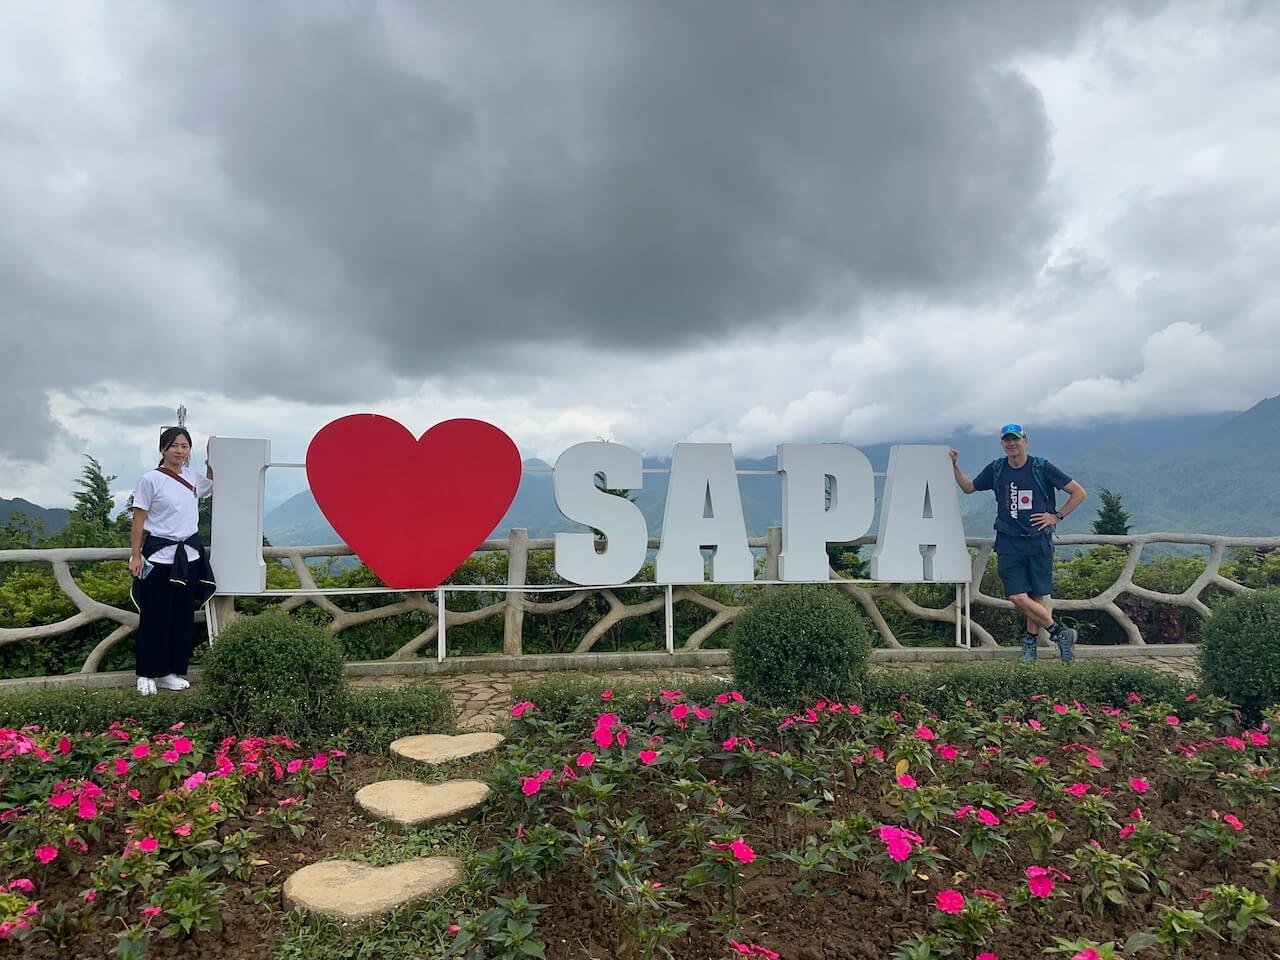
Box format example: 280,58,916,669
1,530,1276,674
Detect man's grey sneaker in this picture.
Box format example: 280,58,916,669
1019,635,1038,663
1051,625,1078,665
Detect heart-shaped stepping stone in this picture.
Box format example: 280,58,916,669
283,857,464,922
306,416,521,589
355,779,491,828
391,732,505,764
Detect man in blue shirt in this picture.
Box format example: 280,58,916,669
950,423,1088,663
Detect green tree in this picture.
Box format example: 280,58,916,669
45,456,126,548
1091,487,1132,536
0,512,44,550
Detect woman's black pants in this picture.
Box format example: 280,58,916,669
134,561,199,678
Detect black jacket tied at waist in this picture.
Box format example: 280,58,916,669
132,532,217,610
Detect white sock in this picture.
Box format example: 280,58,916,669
137,677,157,696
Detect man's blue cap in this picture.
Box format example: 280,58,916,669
999,422,1027,440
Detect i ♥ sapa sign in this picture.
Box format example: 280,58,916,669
206,415,970,594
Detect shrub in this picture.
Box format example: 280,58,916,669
341,680,457,751
202,610,347,741
728,585,873,707
508,673,735,726
860,661,1192,715
1199,589,1280,717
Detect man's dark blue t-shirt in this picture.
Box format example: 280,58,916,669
972,458,1073,556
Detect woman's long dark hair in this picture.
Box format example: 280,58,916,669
157,427,193,468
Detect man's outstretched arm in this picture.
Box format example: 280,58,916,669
948,448,976,494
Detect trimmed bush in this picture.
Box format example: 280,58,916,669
728,585,873,707
506,662,1192,727
202,610,347,741
861,661,1192,715
1199,588,1280,717
509,673,735,726
341,680,457,751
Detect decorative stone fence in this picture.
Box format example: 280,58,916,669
1,531,1276,675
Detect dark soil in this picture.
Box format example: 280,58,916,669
476,735,1280,960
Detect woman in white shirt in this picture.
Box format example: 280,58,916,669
128,427,216,696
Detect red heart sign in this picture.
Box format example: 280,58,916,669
305,416,522,588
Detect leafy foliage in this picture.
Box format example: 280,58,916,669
729,585,873,707
1199,589,1280,718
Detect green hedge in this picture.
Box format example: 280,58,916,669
0,680,455,751
508,661,1195,726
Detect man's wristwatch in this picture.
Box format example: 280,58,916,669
1053,511,1063,521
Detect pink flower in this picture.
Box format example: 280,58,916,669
173,736,193,754
34,845,58,865
1165,715,1180,726
977,954,1000,960
728,942,780,959
935,889,966,914
977,809,1001,826
877,825,923,862
1025,865,1069,898
310,754,328,771
601,689,613,701
592,726,613,749
670,703,689,721
638,750,658,766
182,771,207,791
1028,719,1044,731
1126,693,1142,703
1128,777,1149,794
131,744,150,759
1118,824,1136,840
1065,782,1090,798
77,797,98,820
1073,950,1102,960
49,790,74,809
113,758,129,776
915,724,937,741
572,750,595,768
162,749,180,764
7,879,34,894
57,735,72,754
1247,730,1269,746
897,773,918,790
447,923,461,935
138,836,158,853
127,789,141,801
1184,693,1198,702
83,890,97,904
936,744,958,761
616,729,629,748
729,837,757,864
520,769,553,796
954,805,975,820
286,758,304,774
140,906,162,920
1223,814,1244,831
173,823,192,837
1084,753,1104,769
1014,799,1037,813
510,700,536,718
209,801,220,813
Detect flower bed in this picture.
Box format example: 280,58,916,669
0,720,370,958
455,689,1280,960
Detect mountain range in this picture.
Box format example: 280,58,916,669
259,396,1279,545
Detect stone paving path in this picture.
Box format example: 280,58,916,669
284,732,505,921
350,655,1199,731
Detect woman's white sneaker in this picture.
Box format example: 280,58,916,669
137,677,157,696
157,674,190,691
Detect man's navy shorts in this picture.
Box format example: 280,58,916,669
997,550,1054,598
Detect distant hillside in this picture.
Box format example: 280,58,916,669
0,498,71,535
262,401,1278,545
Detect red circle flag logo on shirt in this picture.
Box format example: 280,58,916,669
305,416,522,588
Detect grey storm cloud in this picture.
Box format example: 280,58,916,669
149,2,1122,385
0,0,1151,458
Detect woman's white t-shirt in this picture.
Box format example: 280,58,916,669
132,468,214,564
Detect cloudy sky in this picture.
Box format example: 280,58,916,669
1,0,1277,510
